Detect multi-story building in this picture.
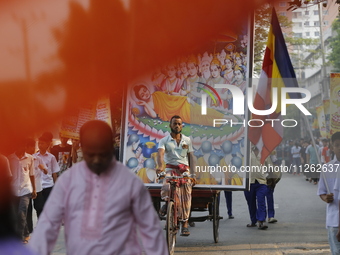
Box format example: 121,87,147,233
274,1,339,137
275,1,338,102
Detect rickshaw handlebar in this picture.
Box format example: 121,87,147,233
164,173,196,179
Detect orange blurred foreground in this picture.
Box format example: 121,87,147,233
0,0,279,154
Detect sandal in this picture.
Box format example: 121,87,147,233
180,227,190,236
258,222,268,230
189,222,195,227
246,223,257,227
159,204,167,216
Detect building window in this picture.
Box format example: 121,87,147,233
292,12,302,18
314,21,320,26
294,33,303,38
279,2,286,7
324,21,329,26
305,11,309,15
306,32,310,36
323,10,328,15
315,31,320,36
304,21,310,26
279,12,287,16
314,10,319,15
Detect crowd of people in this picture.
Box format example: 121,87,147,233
264,134,340,254
2,117,340,254
278,137,332,184
317,132,340,255
1,132,80,246
0,120,167,254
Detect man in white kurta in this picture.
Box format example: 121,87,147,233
29,120,168,255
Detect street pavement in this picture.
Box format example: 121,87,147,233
45,172,331,254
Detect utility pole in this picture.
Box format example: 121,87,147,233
12,14,32,82
21,18,32,82
12,12,44,82
318,2,329,101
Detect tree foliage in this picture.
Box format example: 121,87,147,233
254,5,291,75
285,37,320,69
254,5,322,75
328,17,340,72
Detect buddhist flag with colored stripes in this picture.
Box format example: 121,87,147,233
248,8,301,164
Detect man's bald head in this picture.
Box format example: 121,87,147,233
80,120,115,175
80,120,113,144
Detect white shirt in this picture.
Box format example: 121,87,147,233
35,151,60,189
158,134,193,166
32,155,47,193
291,146,301,158
8,153,34,196
324,156,340,227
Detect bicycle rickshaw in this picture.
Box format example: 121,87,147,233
148,173,223,254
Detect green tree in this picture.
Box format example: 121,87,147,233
285,37,320,67
254,5,291,75
254,5,271,74
328,17,340,72
254,6,320,76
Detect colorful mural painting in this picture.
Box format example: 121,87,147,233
122,24,251,189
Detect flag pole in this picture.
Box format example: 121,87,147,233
301,113,329,194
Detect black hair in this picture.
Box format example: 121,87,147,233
331,132,340,143
39,132,53,143
133,84,148,101
25,138,36,148
170,115,182,123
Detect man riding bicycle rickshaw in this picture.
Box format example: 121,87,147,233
157,115,196,237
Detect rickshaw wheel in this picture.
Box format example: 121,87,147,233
213,194,220,243
166,201,177,254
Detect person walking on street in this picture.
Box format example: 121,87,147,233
306,140,320,185
291,142,302,175
322,132,340,254
8,139,37,244
35,133,60,205
25,138,47,238
29,120,168,255
266,150,281,224
244,145,268,230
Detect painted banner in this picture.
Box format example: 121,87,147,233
312,117,319,130
122,22,251,190
316,105,328,138
330,73,340,135
95,95,112,127
60,96,112,139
